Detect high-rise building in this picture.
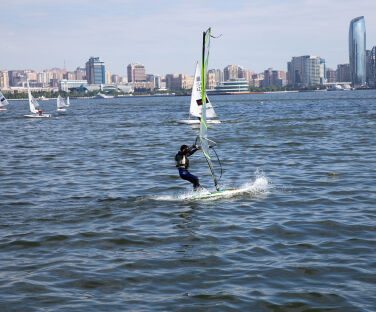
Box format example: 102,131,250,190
111,74,121,84
37,72,48,86
105,70,111,84
250,73,264,88
240,69,254,82
146,74,162,89
224,65,240,81
263,68,273,87
349,16,366,87
263,68,287,87
63,72,76,80
8,70,24,86
287,55,325,86
86,57,106,84
165,73,193,90
207,71,217,89
272,70,287,86
208,69,224,83
74,67,86,80
326,68,337,83
337,64,351,82
366,47,376,87
0,71,9,89
127,63,146,82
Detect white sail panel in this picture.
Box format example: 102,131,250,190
27,83,39,114
189,63,202,118
190,62,217,119
0,91,9,107
57,95,66,108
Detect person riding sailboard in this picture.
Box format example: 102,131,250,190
175,27,222,193
174,28,262,199
175,144,201,191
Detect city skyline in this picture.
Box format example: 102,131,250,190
2,0,376,75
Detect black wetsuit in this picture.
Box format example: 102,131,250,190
175,146,200,189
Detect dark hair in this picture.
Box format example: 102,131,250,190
180,144,188,151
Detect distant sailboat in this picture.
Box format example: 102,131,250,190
24,82,51,118
66,97,70,106
178,62,220,124
56,95,67,112
0,91,10,111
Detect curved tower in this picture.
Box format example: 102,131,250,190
349,16,366,87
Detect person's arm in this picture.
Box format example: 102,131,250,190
187,145,200,156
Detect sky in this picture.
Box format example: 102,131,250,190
2,0,376,76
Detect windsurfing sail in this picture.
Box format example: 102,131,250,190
0,91,10,109
189,62,217,119
57,95,66,109
27,82,40,114
200,27,220,191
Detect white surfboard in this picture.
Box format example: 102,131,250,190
190,188,246,200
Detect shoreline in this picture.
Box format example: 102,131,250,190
6,88,372,101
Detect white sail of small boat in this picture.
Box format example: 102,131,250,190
0,91,10,111
24,82,51,118
66,97,70,106
178,62,220,124
57,95,67,112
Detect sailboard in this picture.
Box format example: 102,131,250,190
0,91,10,111
191,187,248,199
24,82,51,118
191,27,245,199
178,62,220,124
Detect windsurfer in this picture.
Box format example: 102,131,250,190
175,144,201,191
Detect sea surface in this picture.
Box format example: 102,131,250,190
0,91,375,311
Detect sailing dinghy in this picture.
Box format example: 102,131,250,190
0,91,10,111
178,62,220,124
56,95,67,112
24,82,51,118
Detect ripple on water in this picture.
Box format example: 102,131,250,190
0,93,376,311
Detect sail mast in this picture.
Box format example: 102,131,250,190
200,28,219,191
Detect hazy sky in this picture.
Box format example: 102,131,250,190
2,0,376,76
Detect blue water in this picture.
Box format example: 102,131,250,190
0,91,375,311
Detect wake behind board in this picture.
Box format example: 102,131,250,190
191,188,245,199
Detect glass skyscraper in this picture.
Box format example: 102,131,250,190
85,57,105,85
349,16,366,87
